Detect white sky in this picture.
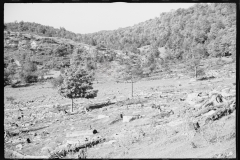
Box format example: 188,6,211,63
4,3,196,34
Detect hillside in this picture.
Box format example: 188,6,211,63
82,3,236,59
4,3,236,159
4,30,129,83
5,3,236,62
4,63,236,158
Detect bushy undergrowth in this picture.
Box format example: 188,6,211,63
51,75,64,88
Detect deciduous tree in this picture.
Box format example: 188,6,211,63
58,66,98,112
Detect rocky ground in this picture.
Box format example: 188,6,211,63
4,64,236,158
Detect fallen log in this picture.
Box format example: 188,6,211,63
84,101,114,111
50,137,106,158
193,104,222,118
194,93,230,117
5,149,48,159
6,125,50,137
204,107,235,125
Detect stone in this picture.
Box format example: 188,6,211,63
66,139,82,145
227,151,233,156
16,144,23,150
11,138,24,144
97,115,109,119
93,129,98,134
41,146,52,155
66,130,93,138
123,116,136,123
186,93,199,105
189,78,196,82
104,140,116,145
47,142,58,150
55,144,68,152
203,110,216,117
222,88,230,94
26,138,31,143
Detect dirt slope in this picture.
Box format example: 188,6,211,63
4,67,236,158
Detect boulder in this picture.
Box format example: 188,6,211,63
122,116,135,123
41,146,52,155
186,93,199,105
123,114,142,122
104,140,116,145
16,144,23,150
97,115,109,119
203,110,216,117
66,130,93,138
221,57,233,63
189,78,196,82
221,88,230,94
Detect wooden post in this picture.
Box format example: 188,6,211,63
131,74,133,98
71,98,74,112
195,66,197,79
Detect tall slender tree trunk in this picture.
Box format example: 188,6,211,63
195,66,197,79
71,98,74,112
131,74,133,98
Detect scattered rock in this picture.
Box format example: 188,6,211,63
190,142,197,148
93,129,98,134
104,140,116,145
122,116,138,123
24,123,30,127
180,98,185,101
34,135,42,141
189,78,196,82
227,151,233,157
66,130,93,138
41,131,50,137
203,110,216,117
16,144,23,150
97,115,109,119
186,93,199,105
221,88,230,94
41,146,52,155
120,113,123,118
193,122,200,131
26,138,31,143
11,138,25,144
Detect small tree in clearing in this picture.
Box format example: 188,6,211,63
122,54,144,98
188,47,205,79
58,66,98,112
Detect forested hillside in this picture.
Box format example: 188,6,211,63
4,3,236,86
5,3,236,60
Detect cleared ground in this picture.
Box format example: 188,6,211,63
4,62,236,158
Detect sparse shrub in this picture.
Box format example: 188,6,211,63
4,69,11,86
6,96,15,103
77,148,87,159
190,68,206,79
19,60,38,83
19,71,38,83
51,75,64,88
4,62,18,86
60,68,65,74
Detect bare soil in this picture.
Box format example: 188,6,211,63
4,71,236,158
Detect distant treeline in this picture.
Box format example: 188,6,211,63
5,3,236,59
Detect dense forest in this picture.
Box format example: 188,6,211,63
5,3,236,60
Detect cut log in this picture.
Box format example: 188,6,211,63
5,149,48,159
6,125,50,137
50,137,105,158
194,93,229,117
84,101,114,111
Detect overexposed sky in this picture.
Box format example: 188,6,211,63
4,3,195,34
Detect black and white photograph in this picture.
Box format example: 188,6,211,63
4,2,236,158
